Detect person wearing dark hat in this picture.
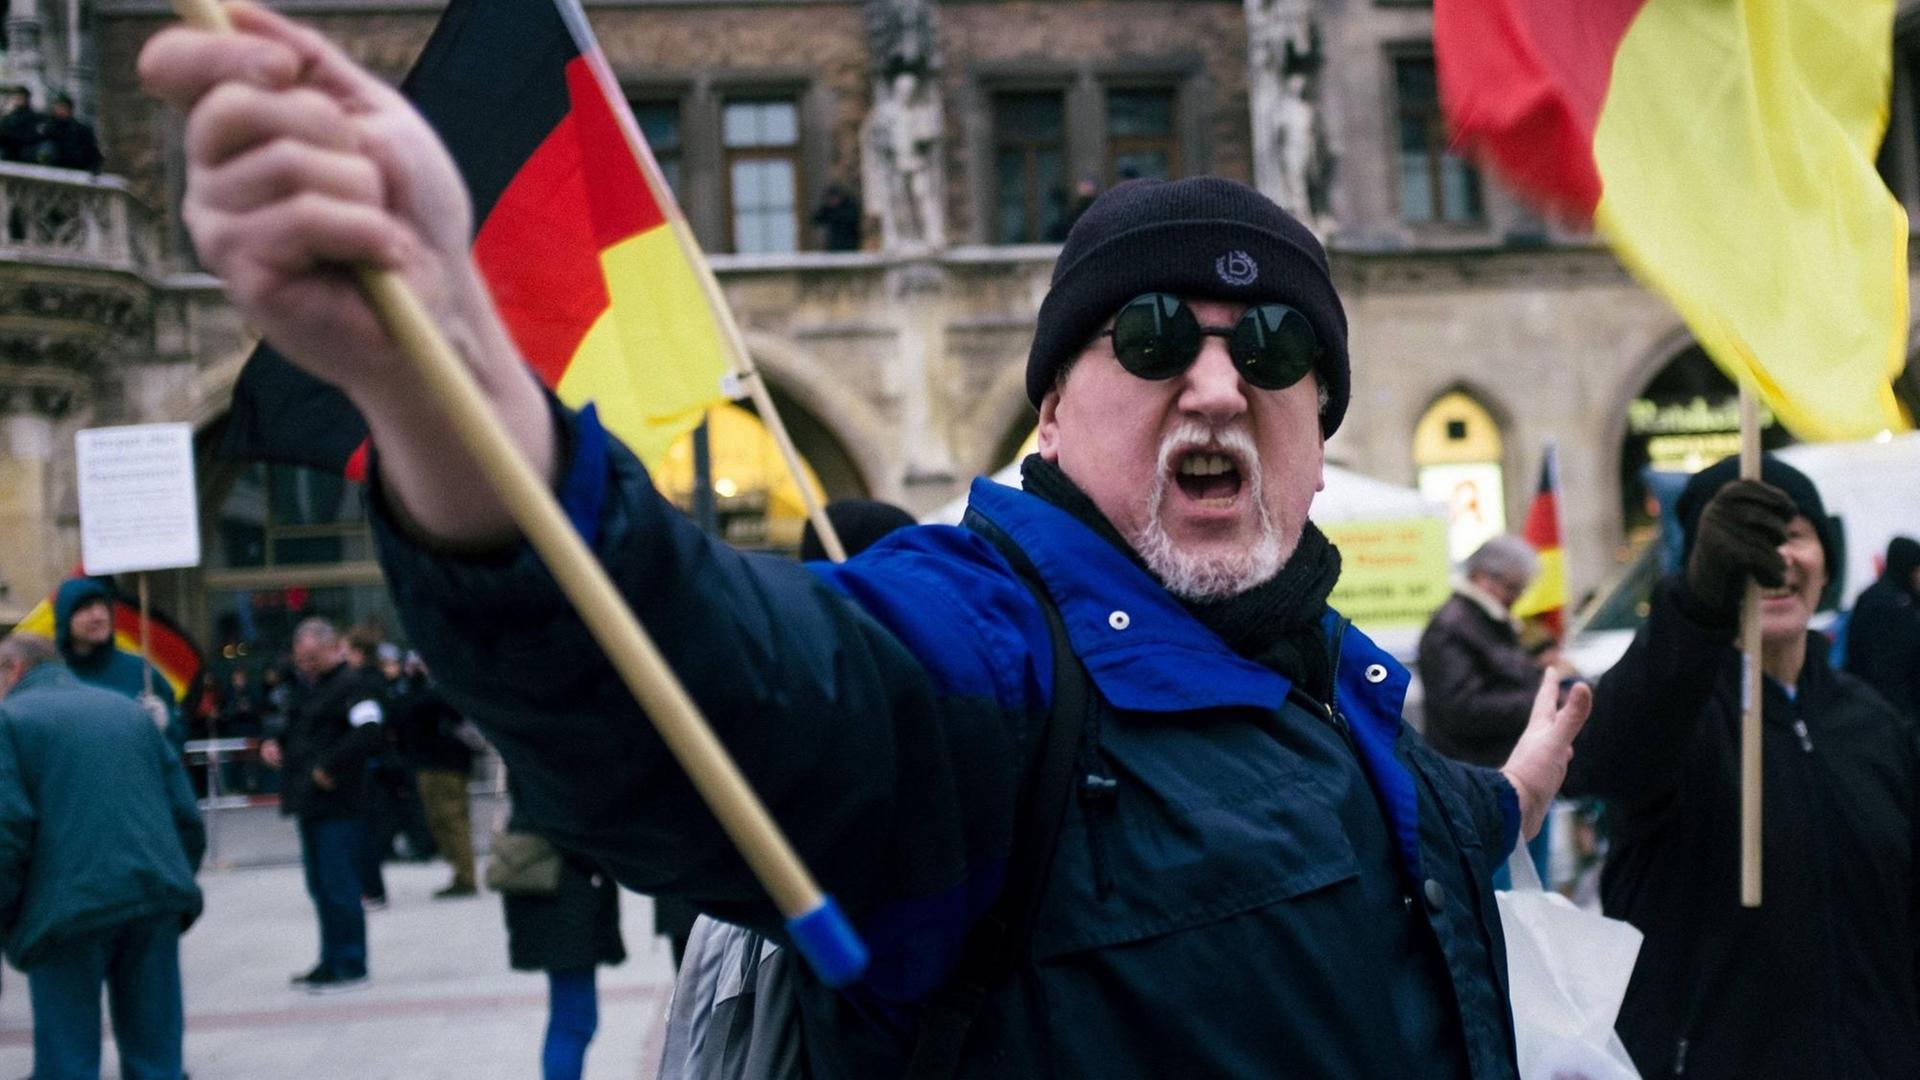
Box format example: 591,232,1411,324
151,15,1594,1075
1846,535,1920,721
1567,456,1920,1080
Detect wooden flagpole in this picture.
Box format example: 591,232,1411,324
168,0,866,982
138,572,154,700
1738,383,1763,908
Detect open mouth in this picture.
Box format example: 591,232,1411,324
1172,449,1245,508
1759,584,1799,601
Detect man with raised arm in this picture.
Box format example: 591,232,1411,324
141,7,1589,1075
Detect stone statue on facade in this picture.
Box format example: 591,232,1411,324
862,0,945,252
1247,0,1336,236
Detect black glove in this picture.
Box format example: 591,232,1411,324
1684,479,1794,618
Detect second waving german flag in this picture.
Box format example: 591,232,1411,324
1435,0,1910,442
219,0,731,477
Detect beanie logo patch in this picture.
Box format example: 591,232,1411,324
1215,251,1258,287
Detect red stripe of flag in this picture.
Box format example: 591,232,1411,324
1434,0,1646,221
472,57,663,388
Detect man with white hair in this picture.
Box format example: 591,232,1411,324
141,8,1591,1074
1418,535,1552,770
260,616,387,993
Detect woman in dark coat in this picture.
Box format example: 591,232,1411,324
501,829,626,1080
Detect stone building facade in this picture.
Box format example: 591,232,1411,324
1,0,1916,655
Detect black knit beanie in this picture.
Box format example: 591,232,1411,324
1025,176,1350,434
1675,454,1840,587
800,499,918,561
1884,535,1920,585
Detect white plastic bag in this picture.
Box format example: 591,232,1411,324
1496,843,1644,1080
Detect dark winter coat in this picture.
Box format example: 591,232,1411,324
0,107,42,163
502,842,627,973
389,678,474,775
277,660,387,819
1568,576,1920,1080
370,402,1526,1079
0,664,204,969
1418,591,1544,767
54,578,184,754
40,115,101,172
1847,540,1920,720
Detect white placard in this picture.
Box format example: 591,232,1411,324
76,423,202,575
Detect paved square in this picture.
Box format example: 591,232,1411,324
0,859,677,1079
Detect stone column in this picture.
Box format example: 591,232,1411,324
67,0,98,123
885,262,957,510
0,386,74,624
4,0,50,105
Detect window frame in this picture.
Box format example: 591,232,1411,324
720,95,805,255
990,87,1070,244
1389,50,1484,227
1104,83,1181,185
626,96,687,204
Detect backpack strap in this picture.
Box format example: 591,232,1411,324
903,515,1090,1080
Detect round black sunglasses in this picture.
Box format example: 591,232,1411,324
1097,292,1320,391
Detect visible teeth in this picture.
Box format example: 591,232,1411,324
1177,453,1234,476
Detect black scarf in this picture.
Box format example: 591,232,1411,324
1018,455,1341,703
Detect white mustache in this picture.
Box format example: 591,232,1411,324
1153,421,1261,483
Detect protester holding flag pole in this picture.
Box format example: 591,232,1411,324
1437,0,1913,909
144,3,1596,1072
1437,1,1920,1076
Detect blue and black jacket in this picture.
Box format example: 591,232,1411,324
372,404,1523,1078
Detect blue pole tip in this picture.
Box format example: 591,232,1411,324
786,895,869,988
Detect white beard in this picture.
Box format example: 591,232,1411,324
1126,421,1295,601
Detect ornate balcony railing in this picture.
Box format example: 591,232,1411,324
0,161,157,274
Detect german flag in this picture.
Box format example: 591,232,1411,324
1435,0,1910,441
1511,445,1566,641
13,585,206,702
216,0,732,478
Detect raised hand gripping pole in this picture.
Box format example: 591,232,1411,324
169,0,867,985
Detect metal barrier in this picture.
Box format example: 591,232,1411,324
180,737,505,868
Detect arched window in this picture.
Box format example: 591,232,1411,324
656,403,832,552
1618,345,1792,549
1413,390,1506,563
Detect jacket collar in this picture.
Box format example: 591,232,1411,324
968,479,1427,881
1453,577,1521,634
967,478,1408,719
5,663,77,700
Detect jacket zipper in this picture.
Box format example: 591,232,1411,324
1792,718,1814,754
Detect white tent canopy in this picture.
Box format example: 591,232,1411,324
923,460,1442,526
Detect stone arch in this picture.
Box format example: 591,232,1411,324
188,347,252,434
977,361,1039,475
189,335,889,502
1409,382,1518,562
1604,325,1796,541
1600,323,1699,472
738,330,892,500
